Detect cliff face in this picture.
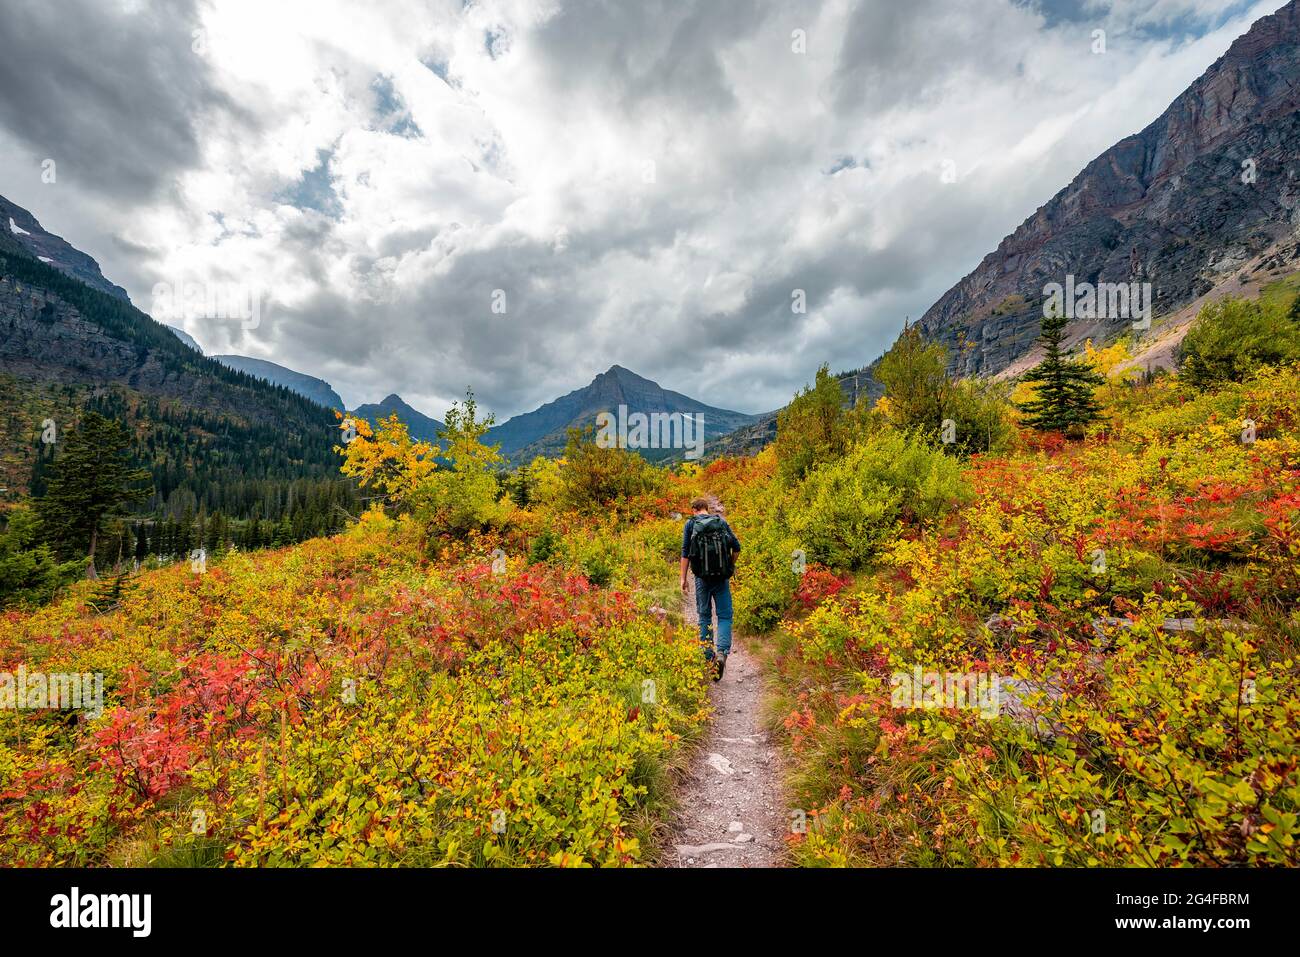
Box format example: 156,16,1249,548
0,194,131,303
916,0,1300,377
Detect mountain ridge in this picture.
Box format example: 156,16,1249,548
352,393,445,444
0,194,131,303
913,0,1300,378
214,354,345,411
485,364,760,463
0,193,354,526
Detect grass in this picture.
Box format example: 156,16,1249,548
1257,270,1300,312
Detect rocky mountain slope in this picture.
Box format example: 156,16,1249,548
0,193,344,510
0,194,131,303
915,0,1300,378
215,354,345,411
0,249,333,431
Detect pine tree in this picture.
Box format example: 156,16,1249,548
179,505,195,555
0,506,84,609
1018,312,1105,435
35,412,153,578
87,568,138,613
134,522,149,562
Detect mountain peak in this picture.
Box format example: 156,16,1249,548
352,394,444,444
486,365,757,462
601,364,648,382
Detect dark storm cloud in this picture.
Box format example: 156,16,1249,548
0,0,253,201
828,0,1017,114
526,0,770,114
0,0,1277,422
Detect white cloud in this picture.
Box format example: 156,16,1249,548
0,0,1284,417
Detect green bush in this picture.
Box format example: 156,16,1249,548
527,527,559,564
1179,297,1300,391
558,428,663,515
730,516,800,633
564,527,626,588
412,391,512,538
873,324,1013,455
875,323,950,438
580,549,616,587
943,378,1015,455
774,364,851,485
789,430,969,569
0,506,84,609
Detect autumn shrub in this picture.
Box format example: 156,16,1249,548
557,428,664,516
0,518,710,867
942,378,1016,455
874,324,949,441
873,324,1014,455
965,607,1299,866
766,354,1300,868
1178,297,1300,391
774,364,852,485
413,392,515,538
729,517,800,633
793,564,850,609
789,429,969,569
8,297,1300,872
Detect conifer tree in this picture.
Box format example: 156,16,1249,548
36,412,153,577
1018,312,1104,434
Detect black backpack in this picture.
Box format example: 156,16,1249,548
687,516,734,579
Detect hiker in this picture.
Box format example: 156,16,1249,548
680,497,741,680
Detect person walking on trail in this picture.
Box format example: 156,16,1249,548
680,497,741,680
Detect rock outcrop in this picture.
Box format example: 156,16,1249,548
916,0,1300,377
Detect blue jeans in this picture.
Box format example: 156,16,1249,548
694,575,733,658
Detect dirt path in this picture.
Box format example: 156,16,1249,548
665,570,788,868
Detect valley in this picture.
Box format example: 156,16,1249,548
1,0,1299,879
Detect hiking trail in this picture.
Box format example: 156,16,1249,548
665,505,788,868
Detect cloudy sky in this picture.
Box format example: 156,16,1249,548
0,0,1282,419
